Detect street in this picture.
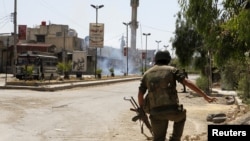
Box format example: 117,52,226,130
0,79,140,141
0,74,247,141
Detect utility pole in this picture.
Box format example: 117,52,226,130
13,0,17,76
143,33,151,72
123,22,131,76
91,4,104,78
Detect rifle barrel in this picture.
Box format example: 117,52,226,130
131,96,140,108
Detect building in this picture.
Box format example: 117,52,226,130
0,35,14,73
0,21,155,75
0,21,92,74
26,21,83,54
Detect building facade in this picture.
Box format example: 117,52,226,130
0,21,89,74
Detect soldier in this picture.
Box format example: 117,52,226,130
137,50,217,141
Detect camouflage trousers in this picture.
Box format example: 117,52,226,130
150,110,186,141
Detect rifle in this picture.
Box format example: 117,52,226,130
124,96,153,139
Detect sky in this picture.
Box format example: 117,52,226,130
0,0,181,52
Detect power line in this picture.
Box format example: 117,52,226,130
0,15,10,21
0,14,11,30
105,32,124,42
141,24,174,33
0,20,10,29
38,0,88,32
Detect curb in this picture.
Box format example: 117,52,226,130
212,88,237,96
0,77,141,92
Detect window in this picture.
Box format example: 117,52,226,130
36,35,45,42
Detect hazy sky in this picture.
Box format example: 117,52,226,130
0,0,180,51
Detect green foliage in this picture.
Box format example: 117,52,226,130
237,75,250,100
214,30,240,66
237,55,250,103
26,65,34,76
173,24,202,67
237,10,250,44
109,68,114,73
220,64,239,90
213,2,250,66
176,0,222,70
221,0,242,17
140,67,143,73
173,0,217,70
223,9,250,45
184,0,220,35
193,54,207,72
176,0,250,93
57,61,72,73
196,75,209,92
176,0,250,101
96,68,102,74
242,99,250,106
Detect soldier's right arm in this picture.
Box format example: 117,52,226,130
138,90,145,108
182,78,217,103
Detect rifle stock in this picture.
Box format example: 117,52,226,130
124,96,153,138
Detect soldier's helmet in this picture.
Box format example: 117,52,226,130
154,50,171,64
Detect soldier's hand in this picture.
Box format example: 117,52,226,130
205,96,218,103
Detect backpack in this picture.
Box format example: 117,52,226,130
143,65,179,113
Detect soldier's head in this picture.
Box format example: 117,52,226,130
154,50,171,65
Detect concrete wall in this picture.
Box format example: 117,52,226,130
27,23,83,53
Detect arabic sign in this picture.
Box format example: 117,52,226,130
72,51,87,72
89,23,104,48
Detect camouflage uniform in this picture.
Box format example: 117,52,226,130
139,65,186,141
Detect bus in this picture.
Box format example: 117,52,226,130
16,51,59,80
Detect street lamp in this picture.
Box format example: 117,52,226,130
143,33,151,73
13,0,17,76
155,40,162,51
91,4,104,78
163,45,169,50
123,22,131,76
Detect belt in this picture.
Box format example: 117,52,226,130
150,104,183,115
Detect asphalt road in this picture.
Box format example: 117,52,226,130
0,80,141,141
0,74,249,141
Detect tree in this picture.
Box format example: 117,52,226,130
176,0,250,101
57,61,72,79
172,14,204,68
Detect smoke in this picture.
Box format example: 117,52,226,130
96,47,140,75
84,36,141,75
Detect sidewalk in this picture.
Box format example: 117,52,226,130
212,87,243,105
0,73,240,100
212,87,237,96
0,73,141,91
0,73,14,86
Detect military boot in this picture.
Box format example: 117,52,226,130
169,136,181,141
